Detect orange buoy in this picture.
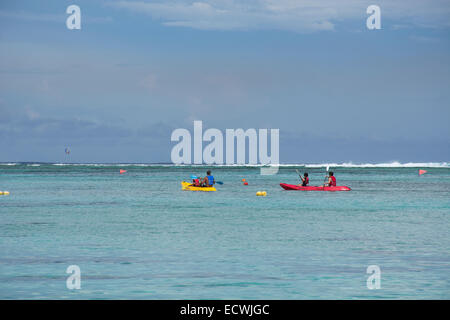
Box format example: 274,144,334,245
120,169,127,174
418,169,427,176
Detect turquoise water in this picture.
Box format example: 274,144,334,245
0,163,449,299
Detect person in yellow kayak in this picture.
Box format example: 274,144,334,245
201,170,215,187
192,177,201,187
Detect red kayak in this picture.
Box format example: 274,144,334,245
280,183,351,191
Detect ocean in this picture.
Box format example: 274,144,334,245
0,163,449,299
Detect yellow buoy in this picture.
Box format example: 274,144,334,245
256,191,262,196
262,191,267,196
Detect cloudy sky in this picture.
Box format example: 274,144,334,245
0,0,449,163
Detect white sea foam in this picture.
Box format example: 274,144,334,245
2,162,449,168
300,162,449,168
177,162,450,168
50,163,175,167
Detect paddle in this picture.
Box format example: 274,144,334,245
323,166,330,185
295,169,303,184
190,175,223,185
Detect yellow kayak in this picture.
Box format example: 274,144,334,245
181,181,216,192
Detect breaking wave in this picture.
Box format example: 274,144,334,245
1,162,448,168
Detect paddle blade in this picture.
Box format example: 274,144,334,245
216,181,223,185
419,169,427,176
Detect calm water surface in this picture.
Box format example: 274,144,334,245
0,164,449,299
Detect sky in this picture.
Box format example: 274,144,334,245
0,0,449,163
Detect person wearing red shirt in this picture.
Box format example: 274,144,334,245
300,173,309,186
324,172,336,187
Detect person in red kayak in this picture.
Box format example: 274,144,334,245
324,172,336,187
299,173,309,186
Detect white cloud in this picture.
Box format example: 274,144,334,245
111,0,339,32
111,0,450,32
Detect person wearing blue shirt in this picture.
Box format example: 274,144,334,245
202,170,215,187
